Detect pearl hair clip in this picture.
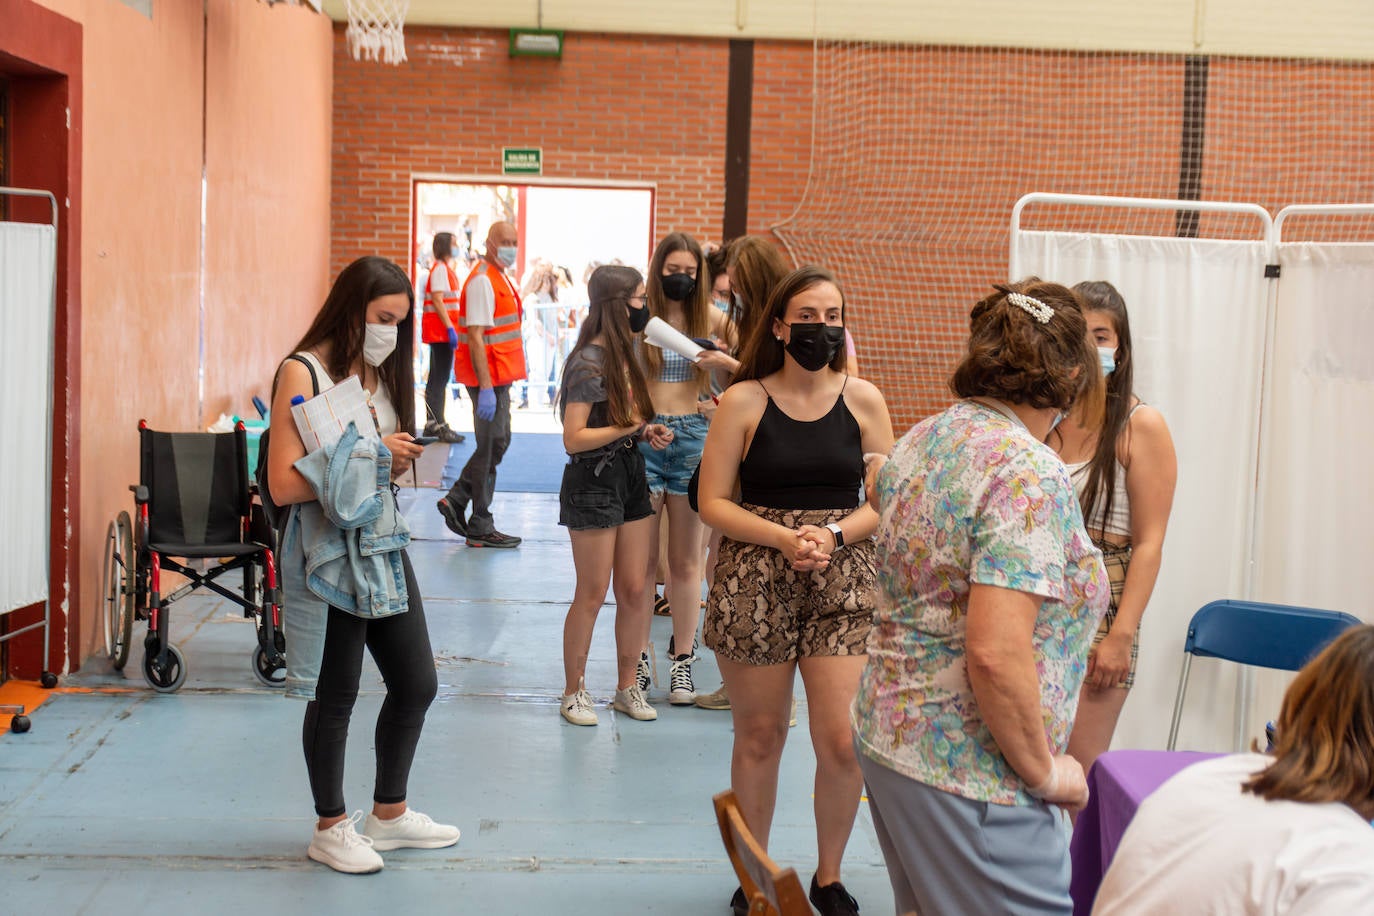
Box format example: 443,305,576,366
1007,292,1053,324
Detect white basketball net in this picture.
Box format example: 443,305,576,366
344,0,409,65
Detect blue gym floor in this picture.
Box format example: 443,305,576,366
0,486,892,915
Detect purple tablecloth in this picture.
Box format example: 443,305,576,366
1069,750,1222,914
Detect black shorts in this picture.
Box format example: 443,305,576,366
558,441,654,531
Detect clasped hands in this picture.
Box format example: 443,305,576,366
777,524,837,572
640,423,674,451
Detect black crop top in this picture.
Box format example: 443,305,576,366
738,381,864,510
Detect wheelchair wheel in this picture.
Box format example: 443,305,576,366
101,512,136,670
142,644,187,693
252,646,287,688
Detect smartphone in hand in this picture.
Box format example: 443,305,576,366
411,436,440,446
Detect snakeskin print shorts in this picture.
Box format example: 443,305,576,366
704,504,876,665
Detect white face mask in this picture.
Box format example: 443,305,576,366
364,323,398,367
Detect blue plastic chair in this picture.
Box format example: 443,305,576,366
1166,599,1362,750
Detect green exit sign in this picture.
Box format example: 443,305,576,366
502,147,543,176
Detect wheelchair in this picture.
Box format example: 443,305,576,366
99,420,286,692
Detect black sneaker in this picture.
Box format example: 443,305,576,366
436,497,468,537
465,529,522,549
730,886,748,916
666,634,699,658
809,874,860,916
437,425,465,444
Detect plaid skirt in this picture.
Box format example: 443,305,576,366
1091,540,1138,689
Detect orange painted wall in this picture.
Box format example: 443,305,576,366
203,0,334,423
22,0,332,667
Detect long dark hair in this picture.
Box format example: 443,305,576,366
1072,280,1134,532
733,266,846,383
643,232,711,386
560,265,655,428
289,256,417,435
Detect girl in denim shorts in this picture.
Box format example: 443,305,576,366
634,232,739,705
556,265,673,727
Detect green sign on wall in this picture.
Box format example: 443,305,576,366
502,148,543,176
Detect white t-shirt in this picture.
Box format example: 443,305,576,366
1093,753,1374,916
463,266,518,330
428,262,451,294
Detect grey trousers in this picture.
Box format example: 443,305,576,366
858,748,1072,916
445,384,512,536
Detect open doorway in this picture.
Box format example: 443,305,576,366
409,179,655,492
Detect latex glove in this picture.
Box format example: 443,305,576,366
447,327,460,348
1026,754,1090,812
476,387,497,421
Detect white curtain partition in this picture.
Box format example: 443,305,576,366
1249,242,1374,727
1013,231,1271,751
0,221,57,615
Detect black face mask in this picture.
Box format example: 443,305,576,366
660,273,696,302
626,301,650,333
784,322,846,372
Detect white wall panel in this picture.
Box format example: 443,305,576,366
320,0,1374,61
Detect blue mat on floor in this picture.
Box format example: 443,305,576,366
440,432,566,494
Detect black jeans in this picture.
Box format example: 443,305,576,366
424,341,454,429
445,384,511,536
302,551,438,818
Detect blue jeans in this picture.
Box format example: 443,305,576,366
639,413,708,496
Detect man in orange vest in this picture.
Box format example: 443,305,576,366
421,232,465,444
436,220,527,548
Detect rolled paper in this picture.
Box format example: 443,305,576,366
643,315,704,362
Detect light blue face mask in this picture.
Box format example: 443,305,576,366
712,297,730,312
1098,346,1116,376
732,291,743,311
1047,410,1067,435
497,245,518,268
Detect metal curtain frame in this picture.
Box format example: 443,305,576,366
0,186,60,683
1009,192,1278,750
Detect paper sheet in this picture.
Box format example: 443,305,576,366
642,316,703,362
289,374,378,451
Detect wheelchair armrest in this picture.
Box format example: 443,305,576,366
130,485,149,504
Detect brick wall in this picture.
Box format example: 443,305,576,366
332,27,733,277
334,31,1374,428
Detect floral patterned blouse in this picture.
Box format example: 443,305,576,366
852,399,1108,805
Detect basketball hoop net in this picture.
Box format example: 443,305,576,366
344,0,409,65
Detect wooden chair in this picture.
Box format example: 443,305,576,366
712,789,813,916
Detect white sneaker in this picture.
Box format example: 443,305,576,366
560,679,598,726
363,808,461,851
612,684,658,721
308,811,384,874
668,653,698,706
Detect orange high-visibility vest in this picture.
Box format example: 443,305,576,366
454,260,527,387
421,259,461,344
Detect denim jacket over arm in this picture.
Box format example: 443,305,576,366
280,421,411,699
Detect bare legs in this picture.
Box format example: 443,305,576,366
1066,684,1130,785
642,493,706,655
718,653,867,883
799,655,868,885
563,515,655,695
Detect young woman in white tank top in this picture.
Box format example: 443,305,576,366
1051,281,1177,785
